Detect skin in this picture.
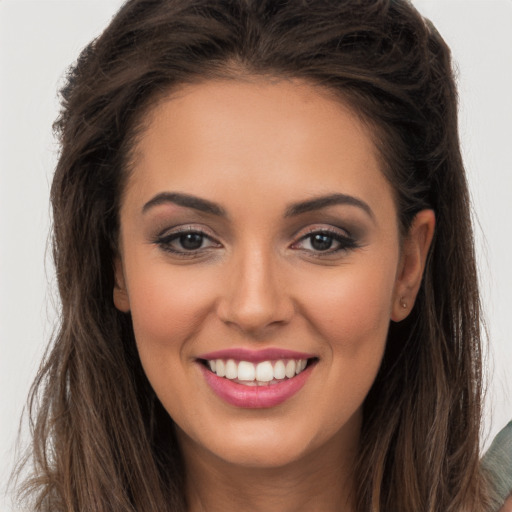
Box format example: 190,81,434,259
114,79,434,512
500,495,512,512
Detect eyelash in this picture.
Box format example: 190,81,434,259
291,227,359,255
155,227,221,257
154,226,359,257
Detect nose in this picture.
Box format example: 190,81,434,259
216,245,294,336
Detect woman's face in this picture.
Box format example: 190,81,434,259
114,79,432,469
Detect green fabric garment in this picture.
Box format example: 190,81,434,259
482,420,512,510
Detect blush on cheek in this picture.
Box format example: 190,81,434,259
299,272,393,357
128,267,218,345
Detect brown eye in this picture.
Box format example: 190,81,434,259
291,228,358,255
310,233,334,251
156,228,222,255
179,232,205,250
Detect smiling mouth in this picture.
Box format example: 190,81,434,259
200,358,318,386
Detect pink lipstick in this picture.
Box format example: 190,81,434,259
197,348,317,408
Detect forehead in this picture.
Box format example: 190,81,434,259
124,79,395,220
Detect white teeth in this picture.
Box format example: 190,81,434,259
215,359,226,377
225,359,238,379
255,361,274,382
285,360,296,378
207,358,311,382
274,360,286,380
237,361,255,381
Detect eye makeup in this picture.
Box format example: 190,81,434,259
290,226,360,255
143,198,371,263
154,225,222,257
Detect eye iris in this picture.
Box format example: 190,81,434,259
311,233,333,251
180,233,203,250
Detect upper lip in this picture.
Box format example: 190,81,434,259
196,347,316,363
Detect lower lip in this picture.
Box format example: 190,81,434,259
199,362,314,408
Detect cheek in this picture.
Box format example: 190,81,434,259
297,260,396,355
293,262,396,427
123,262,223,417
125,261,219,356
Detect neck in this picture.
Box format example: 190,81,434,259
178,423,359,512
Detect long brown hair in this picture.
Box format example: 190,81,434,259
16,1,492,510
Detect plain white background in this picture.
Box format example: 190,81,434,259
1,1,511,510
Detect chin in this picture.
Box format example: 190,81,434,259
220,438,310,469
177,408,362,472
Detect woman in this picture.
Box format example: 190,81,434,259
15,0,511,511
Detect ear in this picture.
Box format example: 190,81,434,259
113,256,131,313
391,209,435,322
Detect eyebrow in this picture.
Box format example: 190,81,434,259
142,192,227,216
142,191,374,220
284,193,374,220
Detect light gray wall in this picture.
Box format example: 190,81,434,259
1,1,511,510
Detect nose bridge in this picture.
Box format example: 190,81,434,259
218,239,292,333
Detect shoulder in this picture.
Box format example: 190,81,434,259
482,421,512,512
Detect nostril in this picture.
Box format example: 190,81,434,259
216,295,295,334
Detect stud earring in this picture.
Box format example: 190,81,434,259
400,297,408,309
